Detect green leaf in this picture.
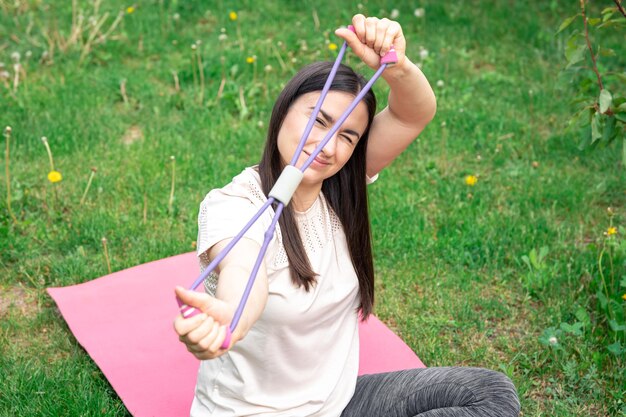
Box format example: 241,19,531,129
529,248,538,269
575,307,591,326
599,89,612,113
599,18,626,28
557,14,579,34
602,116,617,143
601,6,617,15
598,48,616,57
565,44,587,68
616,114,626,123
560,321,584,336
565,34,586,68
602,10,614,22
539,246,549,262
620,276,626,288
623,137,626,167
591,112,602,143
609,319,626,332
588,17,601,26
608,341,624,356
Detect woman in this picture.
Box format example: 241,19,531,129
174,14,520,417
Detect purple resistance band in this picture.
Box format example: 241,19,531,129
178,26,398,349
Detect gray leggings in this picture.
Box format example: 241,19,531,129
341,367,520,417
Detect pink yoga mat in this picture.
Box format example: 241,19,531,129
48,252,424,417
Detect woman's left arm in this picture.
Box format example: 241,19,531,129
336,14,437,177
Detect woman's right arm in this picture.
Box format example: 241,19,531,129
173,237,269,360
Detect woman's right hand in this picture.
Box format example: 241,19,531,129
173,286,234,360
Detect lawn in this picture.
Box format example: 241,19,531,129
1,0,625,415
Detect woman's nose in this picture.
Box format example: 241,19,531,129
320,133,337,157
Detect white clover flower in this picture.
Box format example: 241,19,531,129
414,8,425,18
220,27,226,33
419,47,429,60
257,120,264,128
548,336,558,346
25,50,32,59
10,52,20,63
218,34,228,41
390,9,400,19
357,3,363,10
436,79,444,88
291,57,297,63
264,64,273,72
0,70,9,80
173,13,180,21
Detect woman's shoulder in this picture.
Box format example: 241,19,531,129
202,166,266,207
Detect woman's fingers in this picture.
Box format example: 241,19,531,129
181,315,216,345
363,16,378,49
351,13,367,39
173,311,207,337
373,18,390,54
381,22,401,55
186,319,220,353
209,326,228,352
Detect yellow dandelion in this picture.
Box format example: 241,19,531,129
126,6,135,14
606,227,617,236
48,170,62,183
622,293,626,301
465,175,478,186
246,56,256,64
328,43,338,51
229,11,238,21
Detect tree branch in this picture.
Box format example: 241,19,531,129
613,0,626,19
580,0,604,91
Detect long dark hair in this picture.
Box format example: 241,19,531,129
258,61,377,319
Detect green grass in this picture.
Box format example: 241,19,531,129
1,0,625,416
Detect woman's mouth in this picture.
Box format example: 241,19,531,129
303,151,330,167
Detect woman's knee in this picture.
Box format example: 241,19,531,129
474,368,520,416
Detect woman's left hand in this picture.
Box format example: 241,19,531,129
335,14,407,70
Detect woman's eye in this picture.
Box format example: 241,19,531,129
315,117,325,126
341,135,353,144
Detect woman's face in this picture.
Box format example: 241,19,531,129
276,91,369,187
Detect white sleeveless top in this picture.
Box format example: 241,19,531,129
192,167,364,416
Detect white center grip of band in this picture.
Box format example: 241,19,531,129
268,165,304,205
